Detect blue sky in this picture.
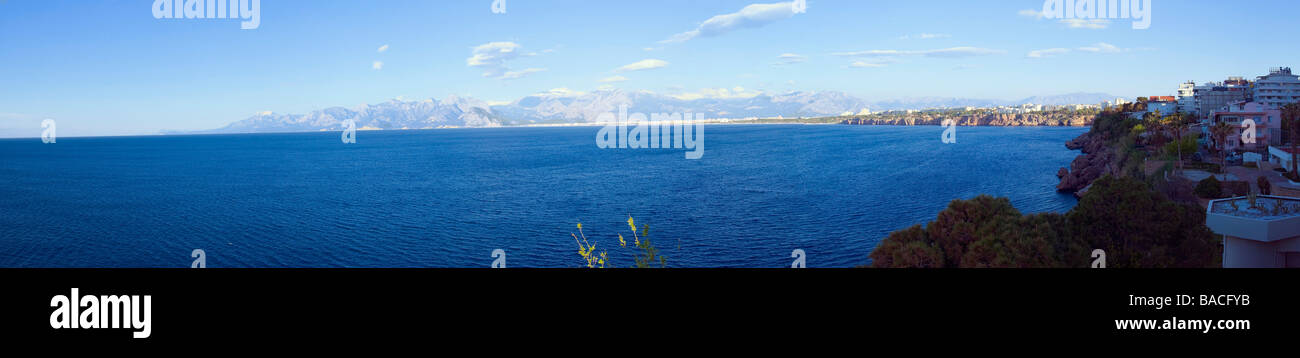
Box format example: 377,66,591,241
2,0,1299,137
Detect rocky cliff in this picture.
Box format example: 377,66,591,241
1056,131,1117,194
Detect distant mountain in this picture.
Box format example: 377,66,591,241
492,89,873,123
199,95,504,134
199,90,1119,133
869,92,1120,111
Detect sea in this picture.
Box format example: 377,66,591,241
0,125,1086,267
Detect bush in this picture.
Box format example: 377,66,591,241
1162,135,1198,160
1259,176,1272,195
869,176,1221,268
1195,176,1222,199
1066,176,1221,268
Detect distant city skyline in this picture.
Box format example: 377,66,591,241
3,0,1300,137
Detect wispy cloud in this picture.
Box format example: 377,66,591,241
600,75,629,83
372,61,384,70
377,44,389,53
467,41,544,79
899,33,951,40
1020,9,1109,29
833,47,1005,58
1078,42,1122,53
614,59,669,73
501,68,546,80
1061,19,1109,29
1027,43,1137,58
773,53,807,66
660,2,802,44
1017,9,1045,19
849,61,887,68
1026,48,1071,58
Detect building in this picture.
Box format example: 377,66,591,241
1206,196,1300,268
1206,101,1281,151
1177,81,1196,114
1146,100,1178,117
1254,67,1300,109
1269,146,1300,172
1194,81,1250,118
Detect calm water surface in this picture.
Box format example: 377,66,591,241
0,125,1085,267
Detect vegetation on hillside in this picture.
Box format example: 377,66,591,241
868,107,1224,268
868,176,1221,268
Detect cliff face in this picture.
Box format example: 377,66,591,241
840,113,1093,127
1056,131,1116,194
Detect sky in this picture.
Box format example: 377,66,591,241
2,0,1299,137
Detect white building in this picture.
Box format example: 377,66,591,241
1177,81,1196,114
1254,67,1300,109
1206,196,1300,268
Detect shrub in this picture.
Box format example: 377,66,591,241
869,176,1221,268
1066,176,1221,268
1195,176,1222,199
1258,176,1272,195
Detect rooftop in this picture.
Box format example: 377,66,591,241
1207,196,1300,242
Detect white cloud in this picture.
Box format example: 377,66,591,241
501,68,547,80
661,2,802,44
1018,9,1045,19
833,47,1005,58
1026,48,1070,58
899,33,951,40
542,88,584,97
614,59,669,73
467,41,544,79
1078,42,1122,53
850,61,887,68
773,53,806,66
670,87,764,101
1060,19,1109,29
372,61,384,70
599,75,629,83
1028,43,1134,58
377,44,389,53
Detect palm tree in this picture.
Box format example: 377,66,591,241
1210,120,1234,179
1284,103,1300,180
1170,113,1194,173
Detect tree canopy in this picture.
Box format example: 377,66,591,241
868,176,1221,268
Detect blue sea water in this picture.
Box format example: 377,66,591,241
0,125,1086,268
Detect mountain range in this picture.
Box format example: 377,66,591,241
197,90,1119,134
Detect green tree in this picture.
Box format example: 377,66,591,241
868,225,944,268
1284,103,1300,179
925,195,1021,267
868,176,1221,268
1067,176,1221,268
1209,120,1234,176
1163,113,1193,173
